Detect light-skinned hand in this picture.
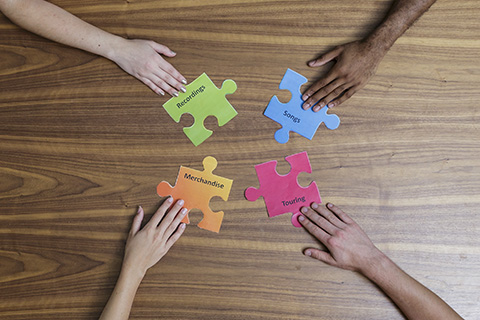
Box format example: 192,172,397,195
111,39,187,97
302,40,386,111
299,202,385,274
122,197,187,279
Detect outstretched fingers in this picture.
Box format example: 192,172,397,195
302,74,336,109
298,212,330,243
165,220,186,250
301,206,337,235
162,206,187,239
156,199,184,234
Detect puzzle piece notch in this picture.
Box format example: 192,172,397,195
245,151,321,227
163,73,238,146
157,156,233,233
264,68,340,144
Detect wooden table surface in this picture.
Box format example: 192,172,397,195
1,1,479,319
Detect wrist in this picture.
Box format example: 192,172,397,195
120,261,146,287
362,32,391,59
104,35,128,62
358,248,392,281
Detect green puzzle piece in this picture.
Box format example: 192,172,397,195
162,73,238,146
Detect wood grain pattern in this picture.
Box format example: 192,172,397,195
1,0,479,319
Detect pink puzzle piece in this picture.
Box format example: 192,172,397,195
245,151,321,227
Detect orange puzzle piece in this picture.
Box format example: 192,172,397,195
157,156,233,233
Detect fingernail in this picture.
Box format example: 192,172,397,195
327,203,333,208
180,208,187,215
173,92,179,97
159,91,165,96
303,103,310,109
180,223,186,229
305,250,312,256
167,197,173,203
301,207,308,213
327,103,334,108
181,86,187,93
170,50,176,55
302,95,309,101
182,79,187,84
137,206,142,214
177,199,184,206
313,106,320,112
298,215,305,222
311,203,318,209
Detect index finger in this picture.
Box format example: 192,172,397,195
326,203,355,225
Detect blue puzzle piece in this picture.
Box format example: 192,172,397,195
264,68,340,144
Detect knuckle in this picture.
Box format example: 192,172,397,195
345,74,356,82
337,67,347,75
326,236,337,247
145,61,155,70
333,87,344,96
316,80,327,88
335,229,346,239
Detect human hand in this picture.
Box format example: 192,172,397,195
122,197,187,280
302,40,386,111
111,39,187,97
299,203,385,274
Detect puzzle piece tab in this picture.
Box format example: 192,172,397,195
264,68,340,144
163,73,238,146
245,151,321,227
157,156,233,233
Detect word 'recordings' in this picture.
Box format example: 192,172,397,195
176,85,206,108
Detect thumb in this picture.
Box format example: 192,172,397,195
129,206,144,237
308,46,343,67
149,41,176,57
304,248,337,266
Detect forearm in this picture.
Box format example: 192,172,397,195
363,253,463,320
0,0,123,60
365,0,436,54
99,266,144,320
